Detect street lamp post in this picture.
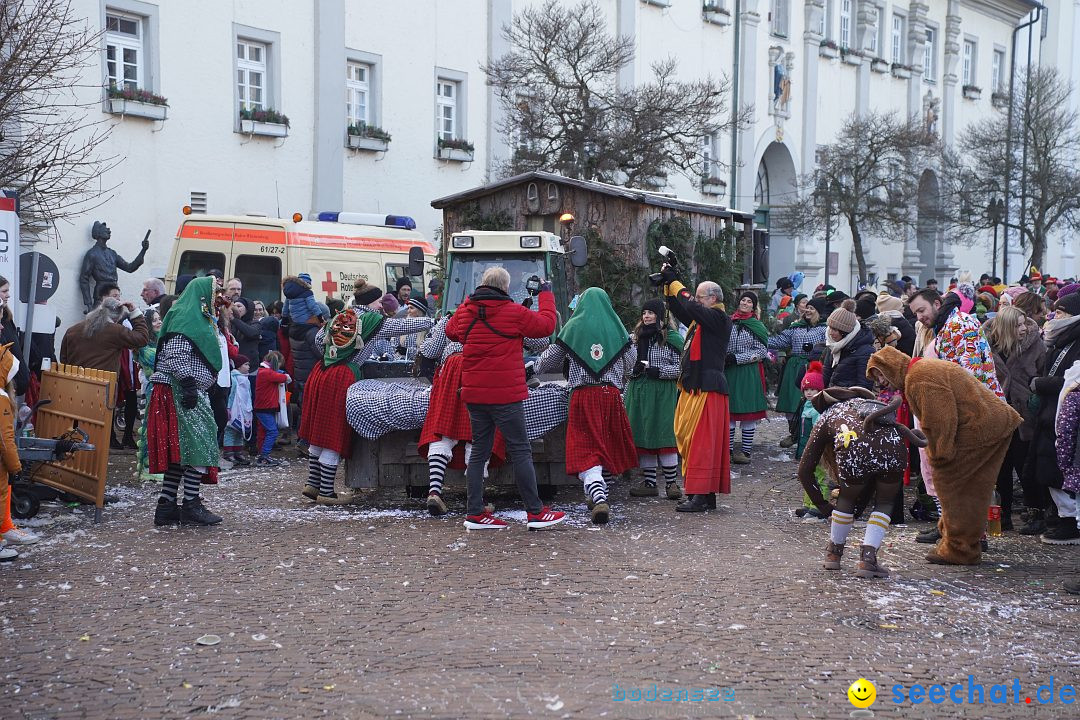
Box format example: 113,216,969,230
814,178,837,289
986,198,1004,279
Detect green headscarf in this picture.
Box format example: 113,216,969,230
156,276,222,374
556,287,631,379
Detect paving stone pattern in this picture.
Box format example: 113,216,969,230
2,416,1078,719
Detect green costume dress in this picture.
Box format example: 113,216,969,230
624,330,684,450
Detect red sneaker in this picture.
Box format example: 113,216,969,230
526,507,566,530
463,511,508,530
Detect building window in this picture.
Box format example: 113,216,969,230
840,0,853,49
963,40,976,86
702,134,718,179
891,14,904,64
237,40,266,111
923,27,936,83
992,49,1005,91
770,0,789,38
105,12,142,90
346,61,370,126
436,79,458,142
818,0,829,37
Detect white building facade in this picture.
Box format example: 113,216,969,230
15,0,1071,332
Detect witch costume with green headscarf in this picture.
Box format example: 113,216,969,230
536,287,638,524
147,276,225,526
726,291,771,464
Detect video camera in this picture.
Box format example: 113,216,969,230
647,245,679,287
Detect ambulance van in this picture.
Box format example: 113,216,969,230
165,211,437,307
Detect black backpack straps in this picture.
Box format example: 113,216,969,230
462,304,518,343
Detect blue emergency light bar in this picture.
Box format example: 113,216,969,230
316,211,416,230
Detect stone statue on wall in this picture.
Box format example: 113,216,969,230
923,90,940,136
79,221,150,312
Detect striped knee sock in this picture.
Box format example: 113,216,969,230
319,463,337,497
932,495,943,516
583,476,608,504
661,465,679,487
741,424,757,455
306,456,320,490
830,510,855,545
182,467,203,502
863,511,891,548
428,454,450,495
729,424,736,450
159,465,182,503
641,467,657,487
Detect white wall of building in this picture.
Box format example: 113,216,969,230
17,0,1067,341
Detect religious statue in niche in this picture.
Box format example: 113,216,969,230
923,89,941,136
769,47,795,117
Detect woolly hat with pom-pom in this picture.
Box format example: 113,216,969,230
827,298,859,335
801,361,825,392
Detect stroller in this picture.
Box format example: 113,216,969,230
9,400,96,521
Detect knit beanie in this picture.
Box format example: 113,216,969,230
642,298,667,322
808,296,831,320
1055,292,1080,316
354,279,383,306
233,353,250,369
739,290,759,309
407,296,429,315
977,284,999,298
827,298,859,335
396,276,413,292
298,272,312,284
875,292,903,314
855,295,876,320
380,293,400,315
801,361,825,392
1000,286,1028,306
1058,282,1080,299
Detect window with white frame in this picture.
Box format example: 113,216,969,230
237,40,266,111
346,61,371,126
771,0,789,38
436,79,458,142
105,12,142,90
818,0,829,37
891,13,904,64
963,40,976,86
992,49,1005,92
840,0,853,48
702,134,718,180
923,27,936,83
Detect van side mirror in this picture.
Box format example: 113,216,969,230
408,246,425,278
568,235,587,268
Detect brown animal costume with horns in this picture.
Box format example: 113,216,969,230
866,346,1021,565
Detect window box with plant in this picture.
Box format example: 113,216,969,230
239,108,290,138
106,85,169,120
840,47,863,66
962,84,982,101
701,175,727,196
819,40,840,59
436,137,475,162
702,1,730,25
347,123,391,152
891,62,912,79
871,57,889,73
991,90,1009,109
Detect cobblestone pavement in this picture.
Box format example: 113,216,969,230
2,416,1078,719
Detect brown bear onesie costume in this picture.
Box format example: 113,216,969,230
866,346,1021,565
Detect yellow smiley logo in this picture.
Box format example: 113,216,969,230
848,678,876,708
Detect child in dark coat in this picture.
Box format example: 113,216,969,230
281,273,321,325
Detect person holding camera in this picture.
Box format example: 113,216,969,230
625,298,685,500
660,264,732,513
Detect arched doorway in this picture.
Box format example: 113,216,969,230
917,170,941,286
755,142,797,284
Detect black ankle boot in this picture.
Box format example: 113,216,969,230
180,498,223,525
676,494,712,513
154,499,180,526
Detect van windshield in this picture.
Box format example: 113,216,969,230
445,253,546,312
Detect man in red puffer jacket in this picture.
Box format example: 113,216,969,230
447,266,564,531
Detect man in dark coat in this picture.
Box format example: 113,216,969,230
662,268,732,513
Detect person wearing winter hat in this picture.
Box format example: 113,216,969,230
1057,282,1080,300
768,298,826,446
822,299,874,390
281,273,321,326
394,296,431,361
379,293,399,316
791,361,830,520
727,291,770,464
625,298,685,500
426,278,444,312
352,279,383,309
395,276,413,304
999,285,1028,306
769,276,794,314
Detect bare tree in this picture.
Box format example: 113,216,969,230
781,112,939,285
939,67,1080,274
0,0,120,232
483,0,749,188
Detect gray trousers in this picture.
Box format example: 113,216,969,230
465,401,542,515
